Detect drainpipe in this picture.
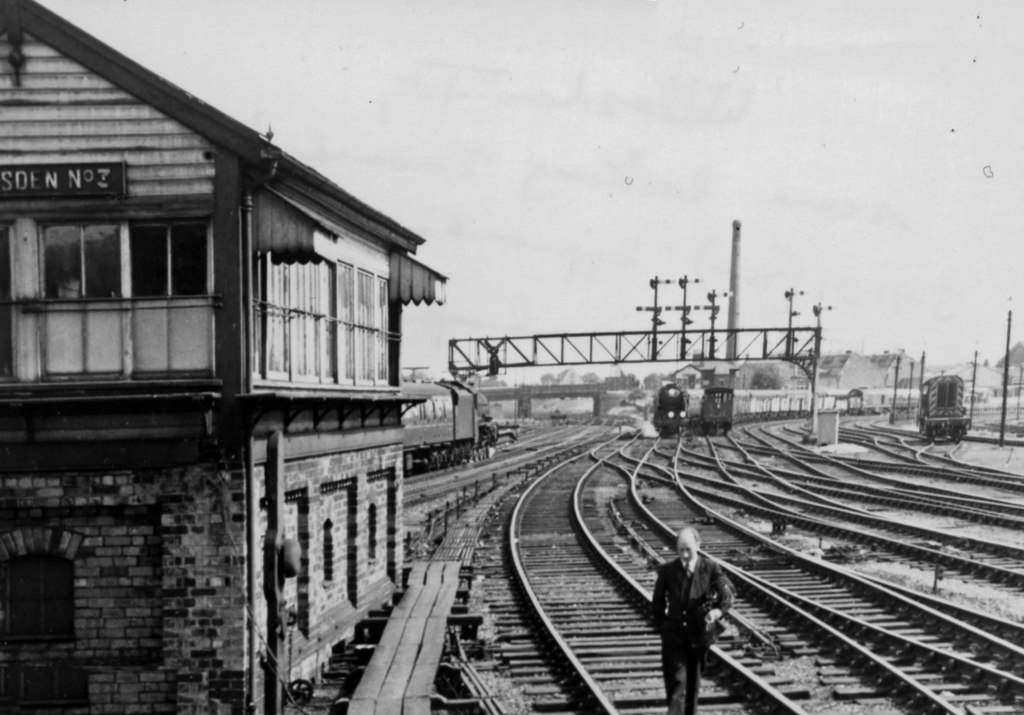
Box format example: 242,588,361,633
241,153,277,714
244,433,259,714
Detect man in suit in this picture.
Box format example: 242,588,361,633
652,526,733,715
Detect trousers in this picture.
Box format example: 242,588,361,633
660,631,707,715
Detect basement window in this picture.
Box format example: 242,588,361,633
2,555,74,640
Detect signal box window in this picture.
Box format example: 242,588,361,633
42,224,120,298
3,555,74,639
130,223,208,296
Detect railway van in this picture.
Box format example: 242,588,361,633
700,387,734,435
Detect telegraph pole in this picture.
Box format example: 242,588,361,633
907,360,915,414
999,310,1012,447
809,303,830,439
969,350,979,422
889,352,902,425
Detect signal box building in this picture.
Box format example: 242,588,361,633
0,2,445,713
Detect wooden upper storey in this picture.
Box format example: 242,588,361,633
0,2,444,397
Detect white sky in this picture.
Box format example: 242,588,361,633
37,0,1024,377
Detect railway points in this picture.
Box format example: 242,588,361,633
286,418,1024,715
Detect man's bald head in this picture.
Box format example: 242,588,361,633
676,527,700,568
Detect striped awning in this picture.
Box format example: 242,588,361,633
389,252,446,306
254,189,331,263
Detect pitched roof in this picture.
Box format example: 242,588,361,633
2,0,426,252
866,353,900,370
996,342,1024,369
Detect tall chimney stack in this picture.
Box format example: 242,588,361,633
726,220,741,359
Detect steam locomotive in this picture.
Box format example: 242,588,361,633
652,383,689,437
401,380,506,474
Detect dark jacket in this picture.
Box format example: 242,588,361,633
652,554,734,647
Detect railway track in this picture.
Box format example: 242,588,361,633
662,436,1024,593
467,435,1024,713
612,440,1024,714
733,426,1024,518
405,425,605,504
761,423,1024,496
841,422,1024,472
508,439,809,714
846,420,1024,450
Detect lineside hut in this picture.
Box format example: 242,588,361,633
0,2,445,713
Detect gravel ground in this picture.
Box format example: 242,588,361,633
950,438,1024,472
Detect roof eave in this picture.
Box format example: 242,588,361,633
12,0,429,253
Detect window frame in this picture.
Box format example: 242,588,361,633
40,222,123,300
128,221,211,298
2,554,75,641
38,220,212,301
256,256,390,387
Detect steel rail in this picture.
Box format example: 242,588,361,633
626,448,1024,713
741,427,1024,519
573,443,808,714
693,441,1024,588
843,422,1024,472
637,448,1024,679
507,439,621,714
721,432,1024,522
704,436,1024,573
773,424,1024,492
612,447,962,713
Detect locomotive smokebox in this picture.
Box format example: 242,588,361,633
726,220,741,360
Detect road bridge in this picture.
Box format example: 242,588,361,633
477,383,607,419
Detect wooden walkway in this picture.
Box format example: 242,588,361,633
345,560,463,715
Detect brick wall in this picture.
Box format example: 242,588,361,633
1,440,405,713
251,441,403,688
0,463,247,714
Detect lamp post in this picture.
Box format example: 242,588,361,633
784,288,803,357
889,351,903,425
999,310,1012,447
809,302,830,439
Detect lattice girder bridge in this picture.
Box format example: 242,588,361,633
449,327,820,377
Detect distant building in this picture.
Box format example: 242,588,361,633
671,364,703,389
996,342,1024,370
926,363,1006,400
816,352,914,391
673,362,739,389
604,374,640,391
